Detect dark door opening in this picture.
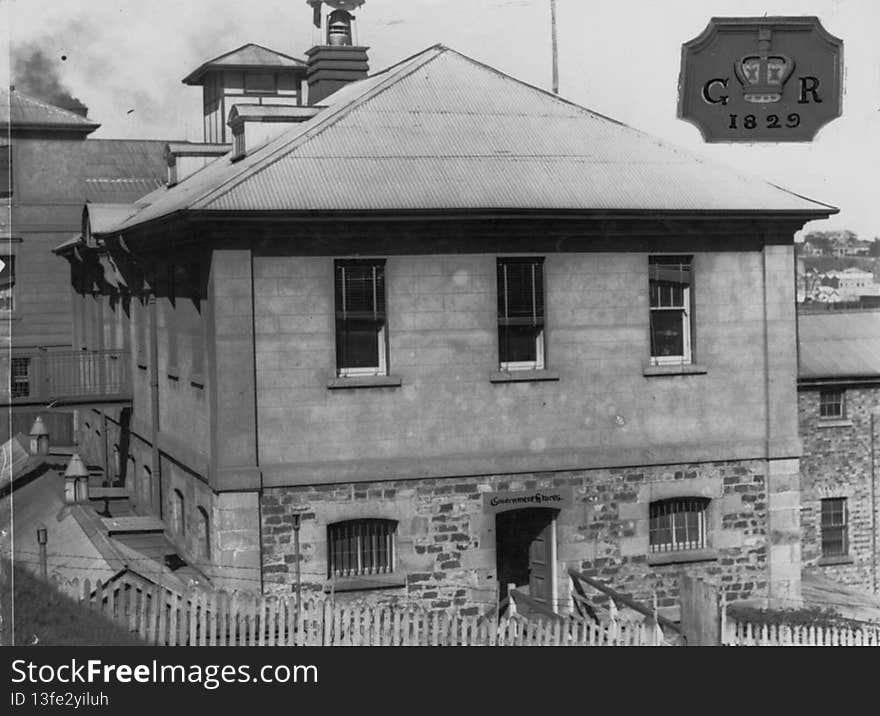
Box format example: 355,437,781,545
495,507,556,605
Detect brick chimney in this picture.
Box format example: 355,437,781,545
306,0,369,105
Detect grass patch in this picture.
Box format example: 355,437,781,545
0,558,144,645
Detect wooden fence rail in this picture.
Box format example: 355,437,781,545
58,577,664,647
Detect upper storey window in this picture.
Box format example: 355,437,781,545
497,257,545,371
649,256,693,365
335,259,387,377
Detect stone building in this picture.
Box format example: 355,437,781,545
798,309,880,594
55,5,836,619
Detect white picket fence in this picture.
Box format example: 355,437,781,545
57,576,665,646
721,606,880,646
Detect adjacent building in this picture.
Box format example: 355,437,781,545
798,309,880,594
56,6,837,620
0,87,168,443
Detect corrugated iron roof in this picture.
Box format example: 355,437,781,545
798,310,880,379
182,43,306,85
114,45,836,234
87,203,139,234
84,139,168,203
0,87,100,133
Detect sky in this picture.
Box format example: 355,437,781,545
1,0,878,238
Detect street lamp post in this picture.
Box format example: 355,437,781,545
36,524,48,580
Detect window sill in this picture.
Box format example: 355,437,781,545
647,548,717,566
136,360,148,370
327,375,402,390
0,314,22,321
190,373,205,389
817,419,852,428
643,363,708,377
490,369,560,383
324,575,407,593
818,555,854,566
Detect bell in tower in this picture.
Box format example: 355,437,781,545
327,9,353,46
307,0,366,41
305,0,370,105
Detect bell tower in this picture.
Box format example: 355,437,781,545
305,0,370,105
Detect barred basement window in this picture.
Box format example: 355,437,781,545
649,497,709,553
819,389,845,419
327,519,397,578
497,257,545,370
821,498,848,557
335,260,387,377
649,256,693,365
10,357,30,398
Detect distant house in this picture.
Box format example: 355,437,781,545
800,240,825,257
798,310,880,593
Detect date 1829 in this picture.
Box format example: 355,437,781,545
728,113,800,130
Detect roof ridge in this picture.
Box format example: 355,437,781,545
437,47,837,213
200,41,305,66
193,45,448,211
182,42,306,84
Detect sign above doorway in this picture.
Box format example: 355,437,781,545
482,487,574,515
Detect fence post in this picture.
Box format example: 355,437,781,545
169,591,180,646
679,574,721,646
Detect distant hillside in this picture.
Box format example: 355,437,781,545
0,559,143,645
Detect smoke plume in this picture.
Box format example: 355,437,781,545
12,44,87,113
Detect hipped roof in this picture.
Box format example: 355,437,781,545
112,45,836,235
0,87,100,134
182,43,307,85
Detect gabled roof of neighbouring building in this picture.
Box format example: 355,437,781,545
798,310,880,380
0,87,100,134
112,44,836,235
181,42,307,85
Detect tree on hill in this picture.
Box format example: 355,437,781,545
802,232,835,253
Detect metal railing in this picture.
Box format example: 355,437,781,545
2,349,132,405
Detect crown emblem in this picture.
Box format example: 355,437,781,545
734,29,795,103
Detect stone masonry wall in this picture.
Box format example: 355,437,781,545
799,387,880,593
261,459,770,615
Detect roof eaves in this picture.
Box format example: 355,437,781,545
101,208,188,240
7,121,100,134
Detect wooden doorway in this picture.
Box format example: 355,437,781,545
495,507,557,606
